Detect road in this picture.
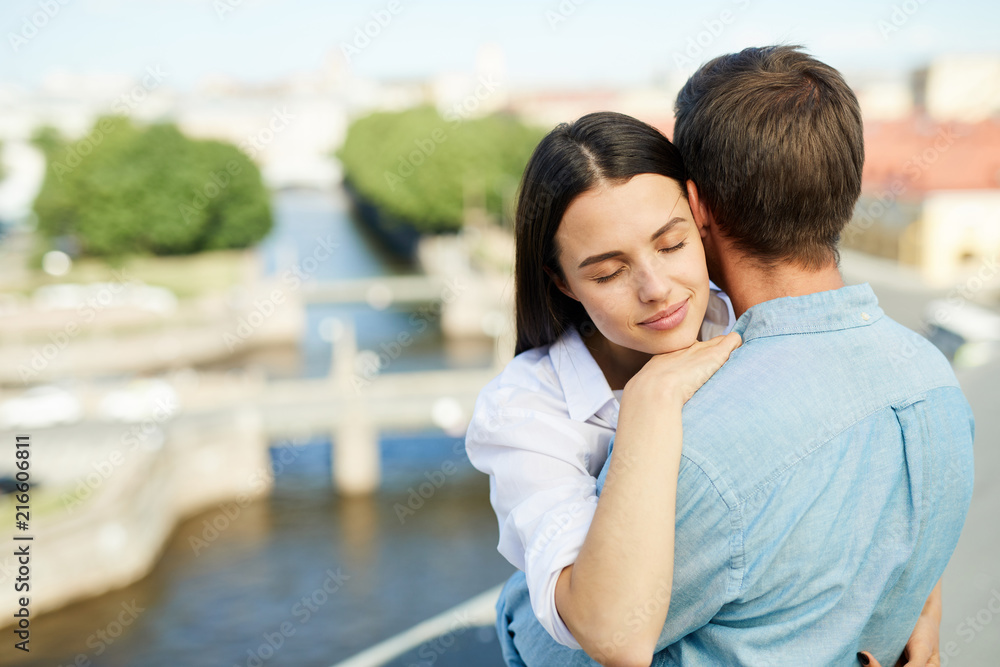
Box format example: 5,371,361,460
938,357,999,667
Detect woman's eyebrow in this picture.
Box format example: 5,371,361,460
577,250,623,270
576,217,686,270
649,217,685,242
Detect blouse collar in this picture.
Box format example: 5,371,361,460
549,326,618,423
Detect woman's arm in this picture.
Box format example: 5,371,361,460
465,372,616,649
554,332,741,667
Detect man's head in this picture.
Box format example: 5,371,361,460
673,45,864,273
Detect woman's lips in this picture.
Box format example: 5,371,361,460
639,299,690,331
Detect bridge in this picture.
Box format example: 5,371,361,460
0,321,502,625
301,274,454,306
6,315,503,495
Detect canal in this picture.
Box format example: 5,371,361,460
11,188,513,666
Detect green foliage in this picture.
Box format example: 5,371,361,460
32,117,272,258
337,106,544,233
30,125,64,156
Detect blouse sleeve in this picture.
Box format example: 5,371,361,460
465,378,608,650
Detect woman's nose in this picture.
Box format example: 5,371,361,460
634,264,671,303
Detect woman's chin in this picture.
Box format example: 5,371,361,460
642,332,700,355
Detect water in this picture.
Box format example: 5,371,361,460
12,455,512,666
253,187,494,379
6,188,512,666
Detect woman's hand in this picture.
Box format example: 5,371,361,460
858,579,943,666
858,620,940,667
623,331,742,408
857,615,941,667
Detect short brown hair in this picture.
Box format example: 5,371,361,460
673,45,864,268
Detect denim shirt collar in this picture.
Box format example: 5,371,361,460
732,283,884,342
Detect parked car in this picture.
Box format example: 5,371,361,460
924,299,1000,368
0,385,84,429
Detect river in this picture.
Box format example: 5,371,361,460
11,189,514,666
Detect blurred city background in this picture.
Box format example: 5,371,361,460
0,0,998,665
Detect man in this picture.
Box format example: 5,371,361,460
496,45,974,666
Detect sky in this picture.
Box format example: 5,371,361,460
2,0,999,91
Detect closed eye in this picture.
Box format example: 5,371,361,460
594,268,623,284
595,241,687,283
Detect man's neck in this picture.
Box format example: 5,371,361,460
716,254,846,320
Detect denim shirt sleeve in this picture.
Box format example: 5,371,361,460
596,438,742,651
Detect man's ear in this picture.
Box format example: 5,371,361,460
686,179,712,240
543,266,578,302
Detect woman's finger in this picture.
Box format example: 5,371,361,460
901,643,939,667
857,651,880,666
856,647,941,667
718,331,742,352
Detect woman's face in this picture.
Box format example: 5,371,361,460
552,173,710,356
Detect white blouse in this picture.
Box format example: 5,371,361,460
465,285,735,649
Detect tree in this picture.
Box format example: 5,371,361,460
31,117,272,258
337,106,544,233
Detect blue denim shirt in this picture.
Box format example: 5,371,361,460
496,283,975,666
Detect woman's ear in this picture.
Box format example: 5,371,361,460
543,266,578,301
686,179,711,240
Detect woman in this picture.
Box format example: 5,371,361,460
465,112,939,666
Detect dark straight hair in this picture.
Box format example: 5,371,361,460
513,111,687,355
673,45,864,269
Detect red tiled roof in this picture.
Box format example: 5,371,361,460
862,116,1000,197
